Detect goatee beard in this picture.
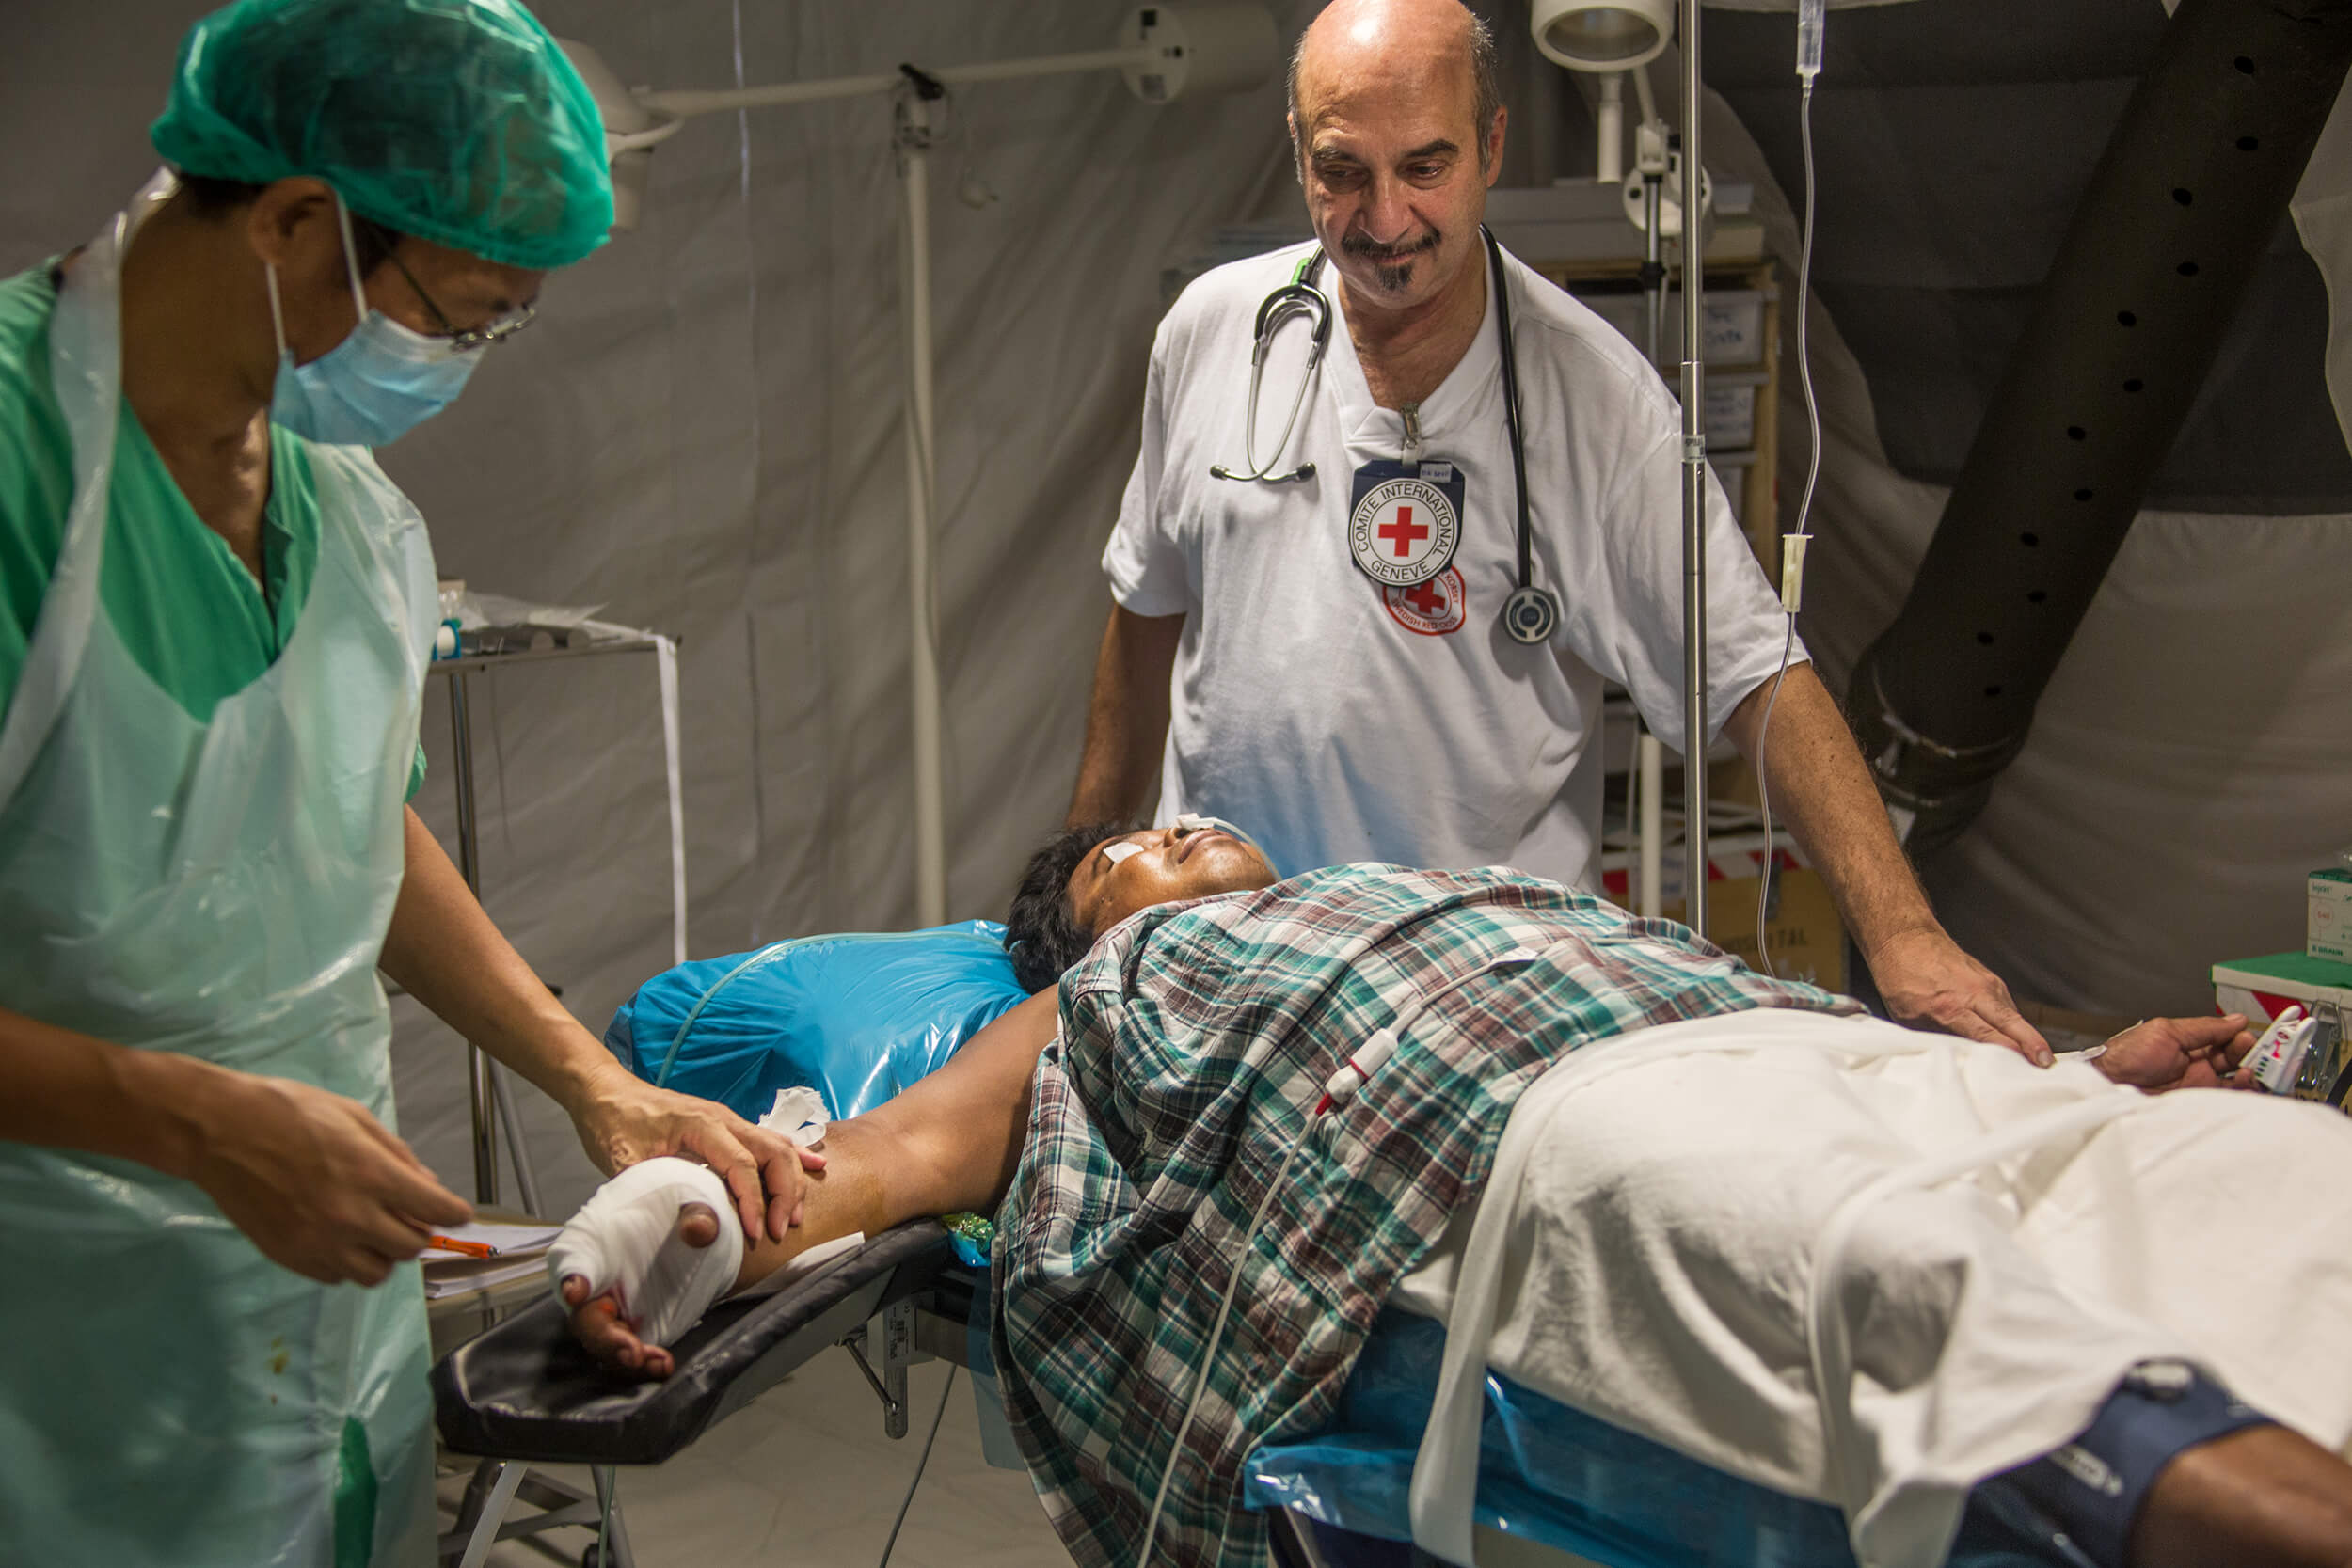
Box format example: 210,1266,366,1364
1342,229,1441,292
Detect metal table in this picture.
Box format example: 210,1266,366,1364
426,630,676,1211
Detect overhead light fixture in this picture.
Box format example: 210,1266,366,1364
1534,0,1919,75
1531,0,1674,71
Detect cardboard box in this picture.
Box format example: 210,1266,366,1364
1567,287,1772,367
2311,868,2352,963
1703,372,1769,453
1599,836,1848,993
2212,951,2352,1021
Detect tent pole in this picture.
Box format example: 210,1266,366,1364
898,86,947,927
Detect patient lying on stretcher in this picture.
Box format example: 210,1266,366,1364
555,820,2352,1568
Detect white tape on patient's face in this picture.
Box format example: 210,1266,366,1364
1103,841,1144,865
546,1156,743,1349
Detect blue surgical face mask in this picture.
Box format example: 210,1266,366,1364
264,194,479,447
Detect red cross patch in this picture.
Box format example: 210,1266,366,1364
1383,567,1468,637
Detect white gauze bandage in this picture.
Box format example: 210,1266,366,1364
759,1085,829,1146
544,1157,744,1348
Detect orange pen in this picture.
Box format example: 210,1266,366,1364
428,1235,496,1259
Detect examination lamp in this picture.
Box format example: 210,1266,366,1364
1533,0,1675,71
559,8,1278,927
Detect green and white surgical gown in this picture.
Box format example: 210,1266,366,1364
0,182,442,1566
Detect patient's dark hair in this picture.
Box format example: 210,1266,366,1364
1005,820,1142,994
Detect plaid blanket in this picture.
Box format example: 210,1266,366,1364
989,863,1859,1568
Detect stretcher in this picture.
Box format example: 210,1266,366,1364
431,1221,977,1564
434,966,2352,1568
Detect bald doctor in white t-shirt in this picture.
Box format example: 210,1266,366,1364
1068,0,2052,1061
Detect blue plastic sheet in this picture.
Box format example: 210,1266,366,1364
1245,1311,2067,1568
604,922,1029,1121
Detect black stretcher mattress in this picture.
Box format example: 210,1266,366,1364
432,1220,956,1465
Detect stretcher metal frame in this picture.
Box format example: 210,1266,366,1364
431,1220,976,1564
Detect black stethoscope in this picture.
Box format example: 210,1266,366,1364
1210,226,1561,646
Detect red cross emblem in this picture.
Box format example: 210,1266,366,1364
1382,567,1467,637
1378,506,1430,558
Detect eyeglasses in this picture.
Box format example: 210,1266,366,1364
381,247,535,353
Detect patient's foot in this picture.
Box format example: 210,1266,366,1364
562,1202,722,1380
2131,1424,2352,1568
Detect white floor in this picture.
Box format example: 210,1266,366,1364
435,1345,1073,1568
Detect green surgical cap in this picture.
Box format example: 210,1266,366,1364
151,0,613,270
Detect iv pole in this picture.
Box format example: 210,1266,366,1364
1677,0,1710,936
1546,2,1710,935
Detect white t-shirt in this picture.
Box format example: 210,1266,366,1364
1102,241,1803,888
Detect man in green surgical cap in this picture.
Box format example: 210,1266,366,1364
0,2,818,1560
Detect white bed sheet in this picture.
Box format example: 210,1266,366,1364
1390,1009,2352,1568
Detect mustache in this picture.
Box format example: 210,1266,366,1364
1339,229,1442,262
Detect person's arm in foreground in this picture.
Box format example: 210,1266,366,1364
565,989,1062,1376
1722,664,2054,1064
0,1004,472,1284
1065,605,1184,826
379,805,821,1243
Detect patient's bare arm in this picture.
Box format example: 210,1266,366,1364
564,990,1061,1375
2135,1424,2352,1568
2092,1014,2255,1092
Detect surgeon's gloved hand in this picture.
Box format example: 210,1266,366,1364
570,1060,825,1244
1867,925,2054,1067
552,1158,742,1379
184,1068,474,1286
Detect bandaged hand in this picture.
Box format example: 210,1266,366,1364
550,1157,741,1377
569,1062,823,1243
2093,1014,2256,1093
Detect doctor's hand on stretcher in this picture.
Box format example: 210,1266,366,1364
380,807,818,1249
567,1059,825,1244
554,993,1066,1378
